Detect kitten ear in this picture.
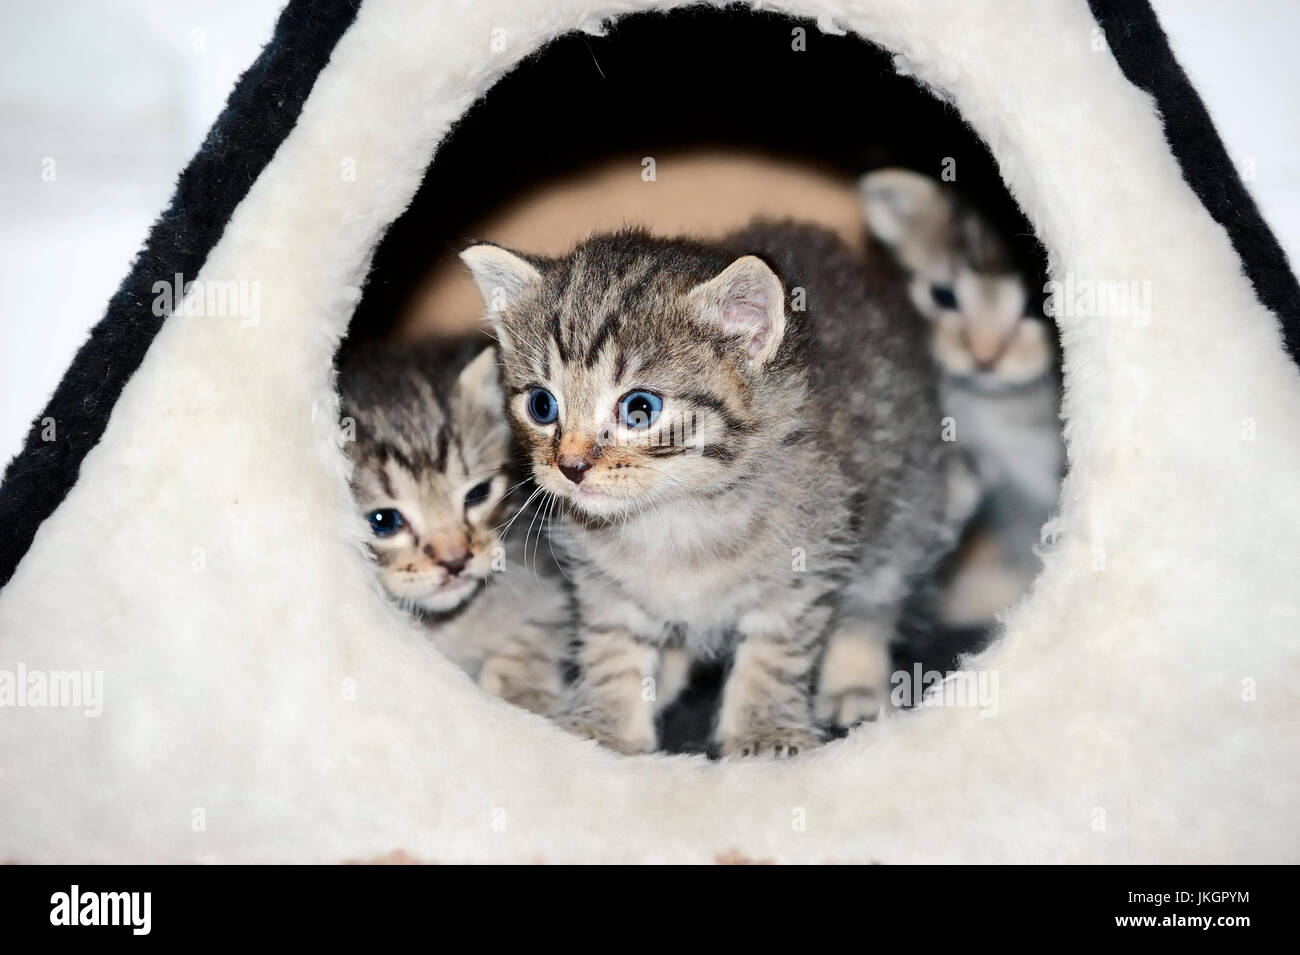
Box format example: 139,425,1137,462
858,168,953,248
459,244,542,318
453,345,504,411
689,255,786,369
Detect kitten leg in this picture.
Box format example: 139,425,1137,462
814,616,895,730
716,609,827,758
654,646,691,711
477,632,564,717
561,626,659,755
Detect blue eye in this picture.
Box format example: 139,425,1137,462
527,387,558,424
931,284,958,309
366,508,405,537
619,390,662,429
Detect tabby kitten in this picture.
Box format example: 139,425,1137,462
860,169,1064,623
461,223,972,756
338,341,569,716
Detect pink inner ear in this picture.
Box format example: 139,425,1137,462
721,299,771,358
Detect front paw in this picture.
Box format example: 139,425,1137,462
815,686,884,731
718,725,822,759
501,686,562,718
558,714,656,755
478,658,562,717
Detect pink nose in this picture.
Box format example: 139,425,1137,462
558,458,592,484
557,433,599,484
423,533,469,575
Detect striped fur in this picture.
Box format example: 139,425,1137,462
463,223,974,755
338,340,569,716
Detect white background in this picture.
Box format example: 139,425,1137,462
2,0,1299,465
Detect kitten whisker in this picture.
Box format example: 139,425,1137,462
531,492,556,583
473,326,502,346
523,490,547,584
543,493,572,582
499,476,535,501
496,485,546,540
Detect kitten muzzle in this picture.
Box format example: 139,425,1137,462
556,432,600,485
424,529,472,576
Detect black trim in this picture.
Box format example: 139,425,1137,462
1089,0,1300,356
0,0,361,588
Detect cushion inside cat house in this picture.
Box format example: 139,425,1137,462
1,0,1297,862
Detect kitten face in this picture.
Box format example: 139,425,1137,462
860,168,1051,388
341,345,512,613
459,235,786,521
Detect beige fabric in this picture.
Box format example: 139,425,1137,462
399,149,864,339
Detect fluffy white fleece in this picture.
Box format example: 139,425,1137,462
1,0,1297,863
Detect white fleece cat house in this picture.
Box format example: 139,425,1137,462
2,0,1298,863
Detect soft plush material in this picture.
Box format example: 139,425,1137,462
1,0,1297,863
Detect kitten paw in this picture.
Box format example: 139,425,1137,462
478,659,562,717
501,688,562,718
815,687,884,730
718,727,822,759
558,716,656,756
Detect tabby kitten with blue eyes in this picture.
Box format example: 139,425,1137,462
462,223,973,757
338,341,570,717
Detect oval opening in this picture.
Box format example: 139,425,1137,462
340,6,1058,754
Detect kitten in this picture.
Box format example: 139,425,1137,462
461,223,973,756
338,340,570,716
860,169,1064,624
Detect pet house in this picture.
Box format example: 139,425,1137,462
2,0,1298,862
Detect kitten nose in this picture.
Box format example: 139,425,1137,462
558,458,592,484
425,532,469,575
556,433,599,484
439,554,468,576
